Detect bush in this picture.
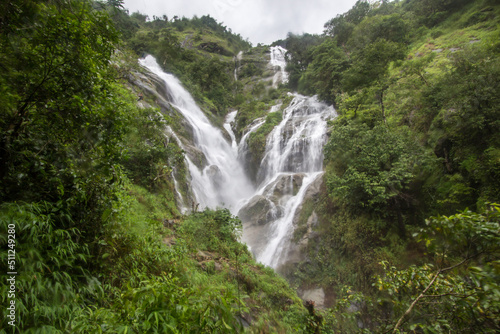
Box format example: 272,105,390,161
179,209,246,259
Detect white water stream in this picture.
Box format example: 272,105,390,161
223,110,238,154
242,94,336,267
139,50,335,269
270,46,289,88
139,55,254,213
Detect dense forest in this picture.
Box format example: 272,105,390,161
280,0,500,332
0,0,499,333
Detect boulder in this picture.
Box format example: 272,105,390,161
238,195,280,226
300,288,325,309
206,165,225,190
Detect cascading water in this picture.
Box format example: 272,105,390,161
139,55,254,213
257,96,334,184
234,51,243,81
223,110,238,154
257,172,323,267
239,94,336,268
138,49,335,270
270,46,289,88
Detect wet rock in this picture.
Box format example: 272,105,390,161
182,144,207,169
206,165,225,189
196,250,212,261
239,195,282,258
129,69,175,108
303,174,322,201
264,173,305,198
286,211,319,264
238,195,279,226
198,42,232,56
300,288,325,309
292,174,323,227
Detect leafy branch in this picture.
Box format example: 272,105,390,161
392,255,475,333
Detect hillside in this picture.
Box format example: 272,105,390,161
1,0,499,333
272,0,500,332
0,1,310,332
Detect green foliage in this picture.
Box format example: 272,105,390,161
324,0,371,45
284,33,324,90
97,274,243,333
185,56,233,114
121,107,184,191
322,286,374,333
376,204,500,332
342,38,406,93
68,202,247,333
300,39,349,103
0,0,122,207
403,0,472,27
325,122,423,217
234,100,268,137
246,111,282,174
348,13,410,50
0,202,92,331
424,43,500,209
239,62,264,79
179,209,245,259
0,196,308,332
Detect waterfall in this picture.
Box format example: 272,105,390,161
223,110,238,154
234,51,243,81
240,94,336,268
138,51,335,270
257,95,333,184
270,46,289,88
139,55,254,213
257,172,323,267
171,165,188,214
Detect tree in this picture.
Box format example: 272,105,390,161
0,0,124,236
428,44,500,207
403,0,470,27
300,38,349,104
0,1,139,331
324,0,371,36
376,204,500,333
107,0,124,9
342,38,406,92
324,0,371,45
284,33,323,90
325,122,422,226
186,56,232,113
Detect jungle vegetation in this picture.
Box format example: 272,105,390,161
0,0,499,333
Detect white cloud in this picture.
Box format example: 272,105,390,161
122,0,358,45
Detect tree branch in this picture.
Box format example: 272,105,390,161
392,256,474,333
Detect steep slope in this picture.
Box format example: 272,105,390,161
275,0,500,331
2,0,498,333
0,2,317,332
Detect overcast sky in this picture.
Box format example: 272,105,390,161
122,0,359,45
